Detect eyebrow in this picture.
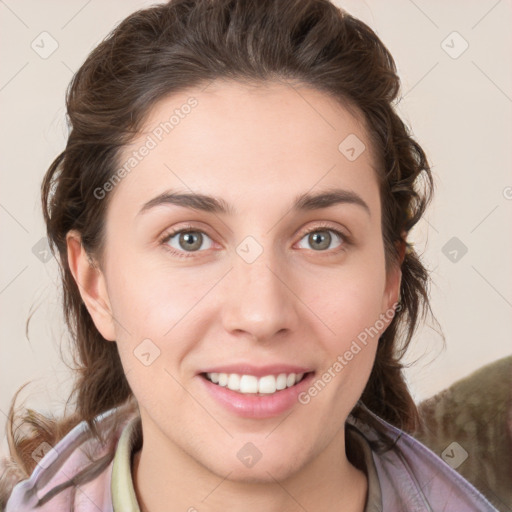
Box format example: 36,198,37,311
137,187,371,218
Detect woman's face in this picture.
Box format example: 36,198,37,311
73,80,401,482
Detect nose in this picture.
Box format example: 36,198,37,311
220,243,299,342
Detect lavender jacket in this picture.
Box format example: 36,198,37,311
4,404,500,511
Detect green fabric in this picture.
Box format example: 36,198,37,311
111,415,142,512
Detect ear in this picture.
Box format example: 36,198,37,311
66,230,117,341
381,236,406,314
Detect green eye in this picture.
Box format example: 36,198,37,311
297,227,347,252
162,229,214,257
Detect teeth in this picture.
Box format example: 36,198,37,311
218,373,228,387
227,374,240,391
258,375,277,394
240,375,258,393
206,372,307,395
276,373,287,390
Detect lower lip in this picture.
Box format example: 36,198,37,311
198,372,315,419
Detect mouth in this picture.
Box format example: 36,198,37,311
198,368,317,418
200,371,314,396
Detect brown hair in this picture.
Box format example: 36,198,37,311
0,0,441,506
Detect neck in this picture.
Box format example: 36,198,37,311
132,425,367,512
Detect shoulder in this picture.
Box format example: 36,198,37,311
347,405,500,512
4,407,134,512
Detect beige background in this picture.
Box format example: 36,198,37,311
1,0,511,455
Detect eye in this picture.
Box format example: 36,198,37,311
159,223,350,259
161,227,214,257
296,225,348,252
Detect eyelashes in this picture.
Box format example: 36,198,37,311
160,227,214,257
159,222,352,259
295,225,349,252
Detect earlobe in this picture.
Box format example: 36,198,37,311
66,230,117,341
385,264,402,311
382,238,405,315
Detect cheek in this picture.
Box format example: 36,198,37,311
301,274,383,414
104,259,204,406
106,253,211,333
104,255,223,384
304,263,388,345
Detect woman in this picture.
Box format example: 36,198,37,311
0,0,499,510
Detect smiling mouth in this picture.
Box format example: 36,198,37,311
201,371,314,396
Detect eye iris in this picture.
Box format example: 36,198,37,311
180,231,202,251
172,229,337,253
309,230,331,250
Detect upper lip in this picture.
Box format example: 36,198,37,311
198,364,314,378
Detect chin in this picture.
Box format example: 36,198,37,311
205,450,305,484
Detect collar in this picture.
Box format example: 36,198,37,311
346,426,384,512
111,414,142,512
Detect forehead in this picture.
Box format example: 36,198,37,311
110,80,379,219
